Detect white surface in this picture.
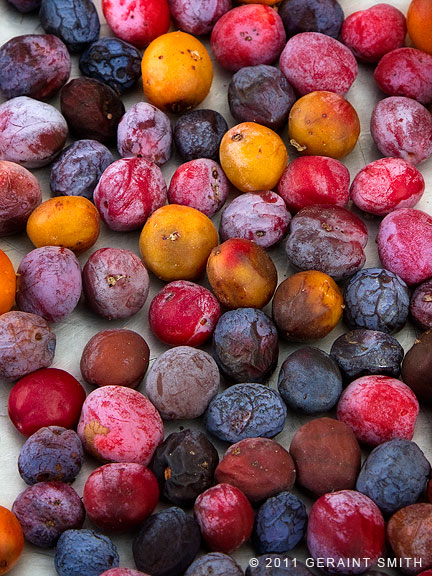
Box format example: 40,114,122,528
0,0,432,575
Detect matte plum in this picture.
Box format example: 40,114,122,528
278,0,344,39
184,553,242,576
55,529,119,576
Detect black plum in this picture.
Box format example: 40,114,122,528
213,308,279,384
55,529,119,576
150,429,219,507
356,438,431,516
205,383,287,444
343,268,410,333
278,0,344,38
278,347,342,414
246,555,313,576
228,65,296,131
18,426,84,485
330,329,405,382
39,0,100,53
50,139,113,201
133,507,201,576
252,492,307,554
184,552,243,576
79,37,141,94
174,109,228,161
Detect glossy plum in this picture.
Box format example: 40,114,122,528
0,34,70,101
278,0,344,38
173,109,228,161
167,0,231,35
50,140,113,201
55,529,119,576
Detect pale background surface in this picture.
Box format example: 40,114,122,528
0,0,431,574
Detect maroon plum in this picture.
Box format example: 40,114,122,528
167,0,231,35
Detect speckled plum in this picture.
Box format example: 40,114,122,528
16,246,82,323
167,0,231,35
83,463,159,532
277,156,350,213
82,248,150,320
212,308,279,384
77,385,163,465
50,139,114,201
289,417,361,497
370,97,432,165
337,375,419,446
0,96,68,168
173,109,228,162
18,426,84,485
194,483,254,553
205,383,287,443
410,283,432,331
210,4,286,72
350,158,425,216
378,209,432,285
0,160,42,236
149,281,221,347
220,191,291,249
341,3,406,63
0,34,71,101
168,159,229,218
307,490,385,573
185,553,243,576
280,32,357,96
12,481,85,547
285,204,368,281
215,437,295,503
55,529,119,576
145,346,220,420
117,102,172,165
0,311,56,382
93,158,167,231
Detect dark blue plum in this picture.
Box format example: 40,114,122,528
174,109,228,162
330,329,404,382
133,507,201,576
246,555,313,576
277,347,342,414
213,308,279,384
55,529,119,576
39,0,100,53
184,552,243,576
228,65,296,131
79,37,142,95
50,140,114,201
205,383,287,444
343,268,410,333
356,438,431,516
18,426,84,485
278,0,344,39
252,492,307,554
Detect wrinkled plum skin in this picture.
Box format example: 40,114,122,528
16,246,82,323
253,492,308,554
79,37,142,95
220,191,291,249
55,529,119,576
206,383,287,443
278,347,342,414
0,311,56,382
343,268,410,334
247,555,313,576
7,0,40,12
213,308,279,384
228,65,296,131
39,0,100,53
331,329,404,382
18,426,84,485
410,281,432,331
0,34,70,101
279,0,344,39
12,482,85,548
174,109,228,162
61,78,125,144
150,429,219,507
117,102,172,165
0,161,42,236
82,248,149,320
167,0,232,35
286,205,368,281
50,140,113,201
133,507,201,576
185,552,243,576
0,96,68,168
356,439,431,516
